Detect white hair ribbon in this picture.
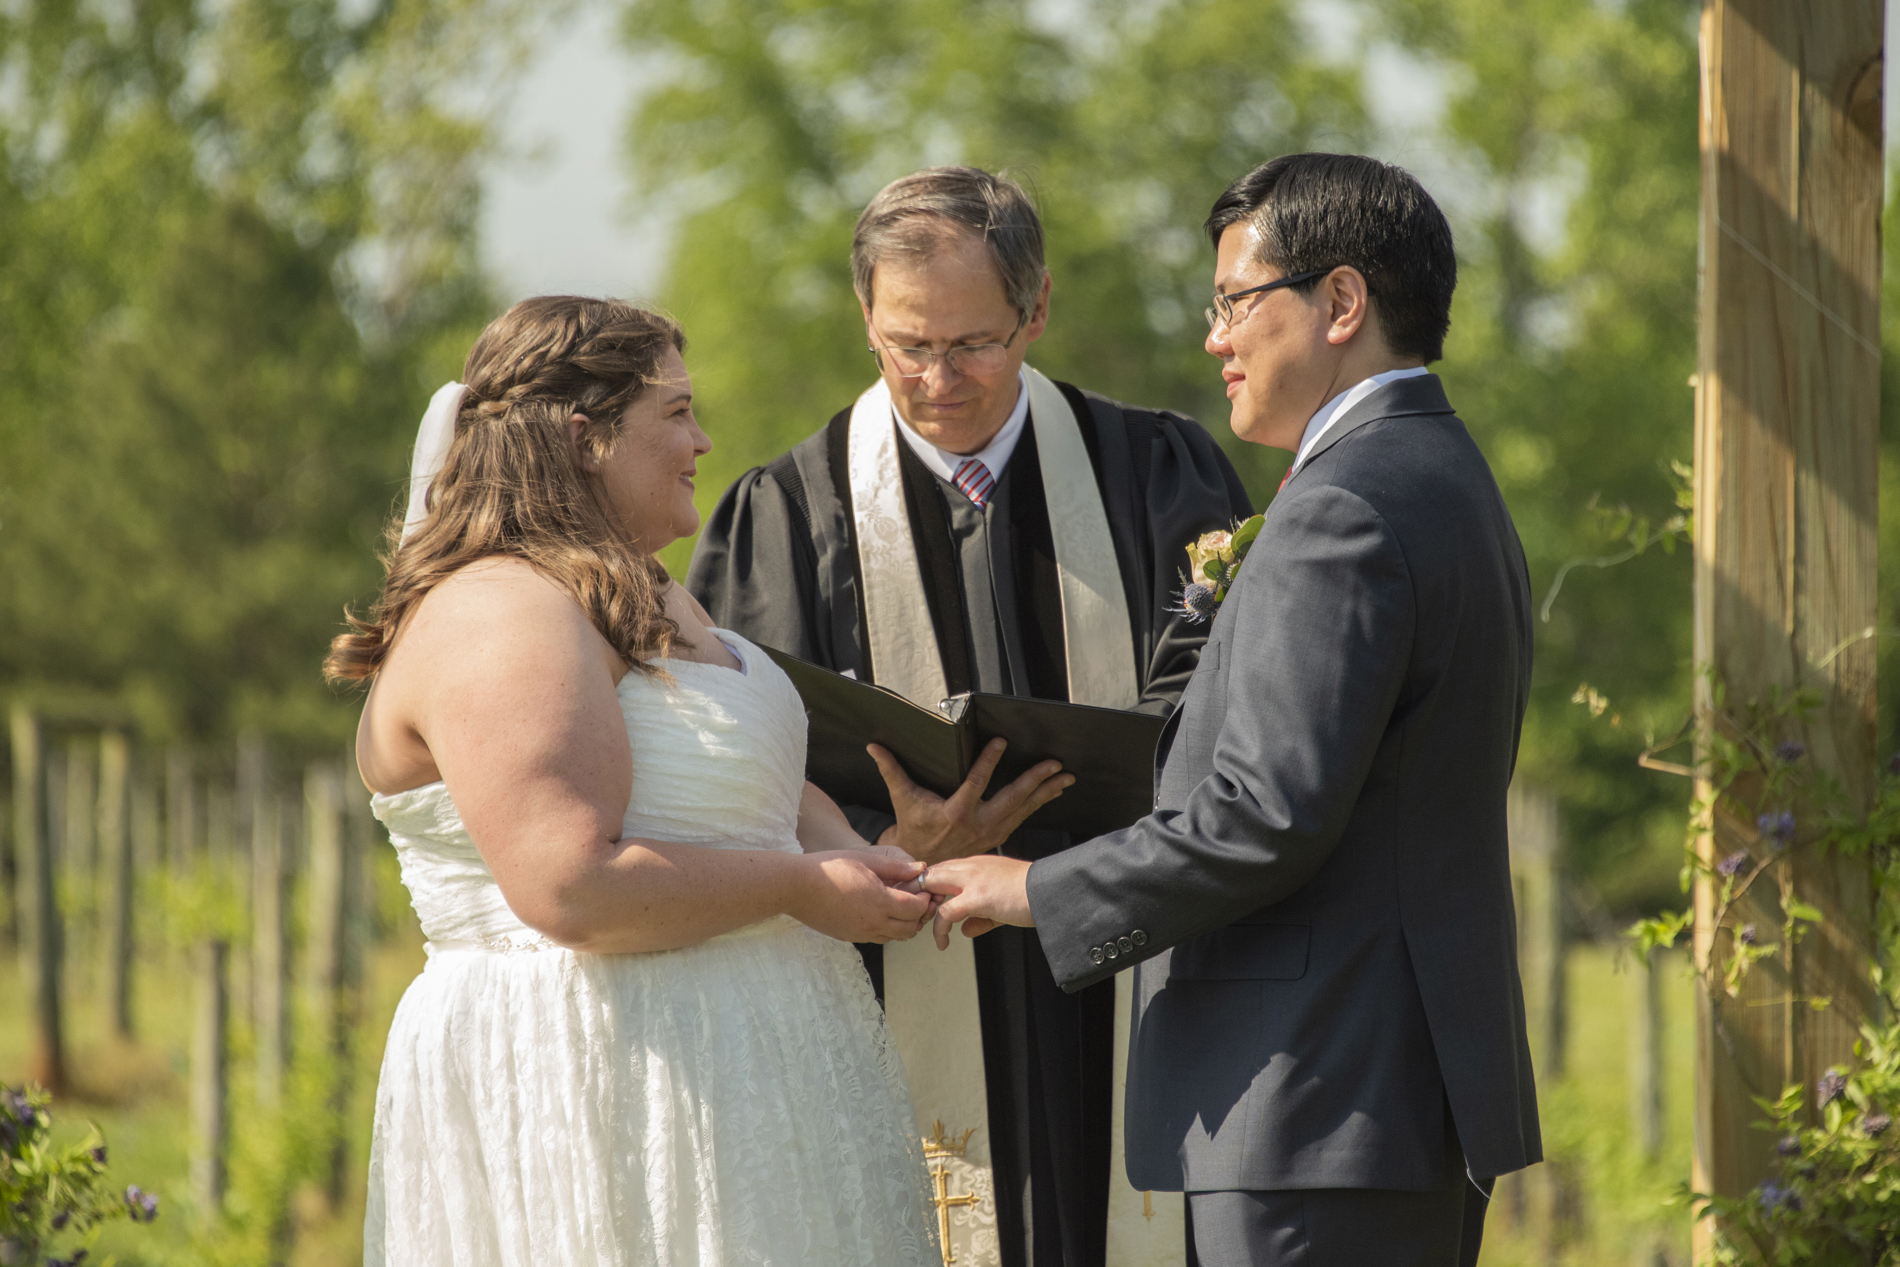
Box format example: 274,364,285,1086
401,381,467,546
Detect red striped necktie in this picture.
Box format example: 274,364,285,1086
1277,464,1294,493
954,457,996,509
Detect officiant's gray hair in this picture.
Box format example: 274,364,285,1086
852,167,1047,319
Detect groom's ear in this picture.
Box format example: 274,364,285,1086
1322,266,1373,348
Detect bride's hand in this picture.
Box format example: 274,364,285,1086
789,850,934,944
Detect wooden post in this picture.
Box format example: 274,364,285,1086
98,730,135,1041
189,937,229,1212
304,761,354,1200
1629,947,1664,1161
1502,784,1575,1251
130,755,161,881
62,736,96,986
166,747,198,877
252,780,288,1109
1,790,11,953
1693,1,1882,1253
205,778,235,876
10,705,66,1095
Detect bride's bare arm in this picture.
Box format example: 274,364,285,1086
377,560,932,952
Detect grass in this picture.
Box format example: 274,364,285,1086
1480,942,1698,1267
1,854,425,1267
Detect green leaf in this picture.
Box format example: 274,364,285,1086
1787,900,1824,924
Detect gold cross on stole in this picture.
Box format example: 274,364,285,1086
921,1119,979,1265
928,1161,976,1264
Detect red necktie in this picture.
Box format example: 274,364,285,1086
954,458,996,509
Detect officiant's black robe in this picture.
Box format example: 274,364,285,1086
687,380,1251,1267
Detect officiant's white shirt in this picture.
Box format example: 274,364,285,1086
1290,365,1430,477
891,371,1030,483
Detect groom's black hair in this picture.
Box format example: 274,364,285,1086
1206,153,1456,363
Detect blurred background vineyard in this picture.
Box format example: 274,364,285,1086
1,0,1894,1263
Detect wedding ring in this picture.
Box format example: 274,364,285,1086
917,865,929,888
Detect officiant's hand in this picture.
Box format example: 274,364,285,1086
867,738,1074,866
918,855,1033,949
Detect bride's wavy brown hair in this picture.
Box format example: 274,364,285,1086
324,296,686,685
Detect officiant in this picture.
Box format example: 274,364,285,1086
687,165,1252,1267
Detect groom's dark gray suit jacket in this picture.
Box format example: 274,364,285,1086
1025,373,1541,1194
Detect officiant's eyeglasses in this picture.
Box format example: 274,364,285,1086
1205,270,1327,332
869,313,1028,378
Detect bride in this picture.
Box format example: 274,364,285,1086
326,296,988,1265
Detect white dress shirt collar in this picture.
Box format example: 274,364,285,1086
1290,365,1431,476
891,371,1030,485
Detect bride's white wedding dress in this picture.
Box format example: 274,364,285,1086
363,631,935,1266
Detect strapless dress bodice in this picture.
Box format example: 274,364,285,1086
370,631,810,950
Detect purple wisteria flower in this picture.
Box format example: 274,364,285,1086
1755,1179,1801,1212
1862,1111,1892,1138
1716,851,1749,878
1775,740,1807,762
1817,1070,1848,1106
2,1090,36,1131
1775,1134,1802,1157
89,1144,106,1165
1738,924,1759,945
1758,811,1796,849
124,1185,159,1223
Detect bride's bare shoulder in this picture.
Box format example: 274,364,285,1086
392,557,598,676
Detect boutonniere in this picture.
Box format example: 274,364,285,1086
1172,514,1265,624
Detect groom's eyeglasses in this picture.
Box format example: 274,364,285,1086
1204,270,1327,332
869,313,1028,378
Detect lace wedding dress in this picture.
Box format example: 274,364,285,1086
363,631,936,1266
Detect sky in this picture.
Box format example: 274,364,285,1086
478,3,1900,306
478,5,669,305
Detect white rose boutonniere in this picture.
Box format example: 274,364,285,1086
1172,514,1265,624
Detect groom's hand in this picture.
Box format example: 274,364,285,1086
868,738,1074,866
919,855,1033,950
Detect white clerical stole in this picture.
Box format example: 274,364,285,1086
845,365,1181,1266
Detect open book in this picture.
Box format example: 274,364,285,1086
761,645,1167,840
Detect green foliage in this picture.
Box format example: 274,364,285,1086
1695,1015,1900,1266
0,1085,158,1267
0,0,538,750
622,0,1365,576
1604,669,1900,1260
1364,0,1702,917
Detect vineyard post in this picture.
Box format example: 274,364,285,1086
98,729,134,1040
9,704,66,1094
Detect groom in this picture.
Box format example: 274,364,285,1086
925,153,1542,1266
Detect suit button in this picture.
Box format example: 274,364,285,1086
1089,946,1105,965
1131,929,1148,947
1118,936,1134,955
1103,942,1120,960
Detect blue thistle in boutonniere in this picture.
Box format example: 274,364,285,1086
1171,514,1265,624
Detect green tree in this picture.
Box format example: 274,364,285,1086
622,0,1364,581
0,0,540,749
1365,0,1702,915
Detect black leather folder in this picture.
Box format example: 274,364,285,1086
761,645,1167,840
